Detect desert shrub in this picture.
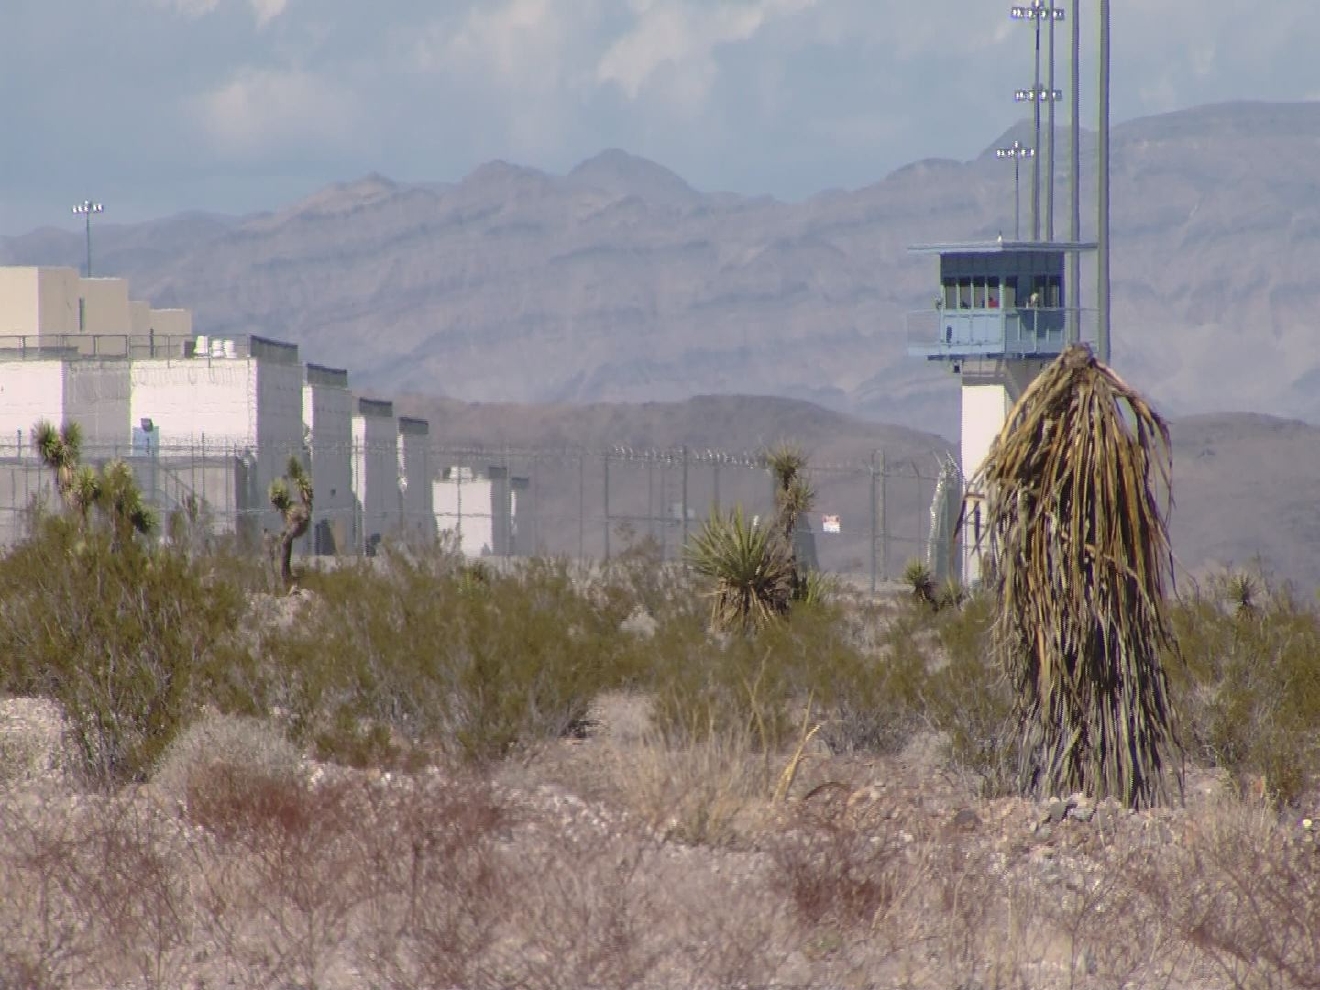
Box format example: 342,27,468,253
355,771,510,989
925,594,1019,795
644,611,795,750
643,591,929,762
0,517,255,786
610,722,777,846
1168,573,1320,804
798,603,929,756
1132,805,1320,988
261,547,629,764
593,533,702,628
769,806,905,932
190,768,365,987
151,710,303,809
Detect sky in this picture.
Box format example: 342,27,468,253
3,0,1318,235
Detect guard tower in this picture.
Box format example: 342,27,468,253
907,239,1096,584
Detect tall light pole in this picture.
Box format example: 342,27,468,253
1069,0,1081,342
1011,2,1044,239
996,141,1035,239
1044,2,1065,240
1098,0,1111,363
71,200,104,278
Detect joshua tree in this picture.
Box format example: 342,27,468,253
33,420,83,506
685,505,792,634
33,421,154,539
98,459,157,543
764,444,815,599
269,455,313,589
976,343,1181,809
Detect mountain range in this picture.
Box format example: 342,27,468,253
5,100,1320,443
3,100,1319,587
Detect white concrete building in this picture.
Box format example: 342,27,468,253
351,398,397,555
0,359,132,452
131,335,305,540
432,464,529,558
397,417,435,543
303,363,354,555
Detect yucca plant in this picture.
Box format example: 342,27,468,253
685,505,792,634
902,558,937,607
269,455,313,590
764,443,816,599
975,343,1182,809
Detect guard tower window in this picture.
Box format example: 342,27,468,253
972,277,987,309
1002,276,1018,309
958,278,972,309
987,278,1000,309
943,279,958,310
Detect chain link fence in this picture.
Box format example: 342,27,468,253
0,439,966,592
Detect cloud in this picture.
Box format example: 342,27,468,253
414,0,593,92
152,0,289,28
194,67,361,158
596,0,819,108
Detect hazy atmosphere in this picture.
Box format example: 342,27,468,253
7,0,1320,233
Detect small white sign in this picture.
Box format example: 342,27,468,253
821,514,841,534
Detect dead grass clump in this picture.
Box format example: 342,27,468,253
608,723,777,846
195,769,366,988
768,806,905,931
1134,804,1320,988
353,771,511,990
74,798,202,989
151,709,303,810
0,796,100,989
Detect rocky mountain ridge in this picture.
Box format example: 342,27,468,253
6,100,1320,442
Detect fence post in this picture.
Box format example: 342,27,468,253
870,451,878,596
602,450,611,562
876,451,887,585
647,456,655,544
578,448,585,562
680,446,688,553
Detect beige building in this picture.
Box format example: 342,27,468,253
0,267,82,337
0,266,192,344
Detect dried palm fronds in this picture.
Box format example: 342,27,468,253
975,344,1182,808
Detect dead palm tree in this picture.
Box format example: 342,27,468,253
269,455,313,589
975,343,1181,809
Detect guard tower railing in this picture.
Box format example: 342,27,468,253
906,306,1099,360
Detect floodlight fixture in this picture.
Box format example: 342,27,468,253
71,200,104,277
996,141,1035,239
1015,87,1063,102
1010,1,1064,20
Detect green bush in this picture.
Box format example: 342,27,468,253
260,548,631,764
925,594,1019,795
0,517,254,786
1168,574,1320,805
